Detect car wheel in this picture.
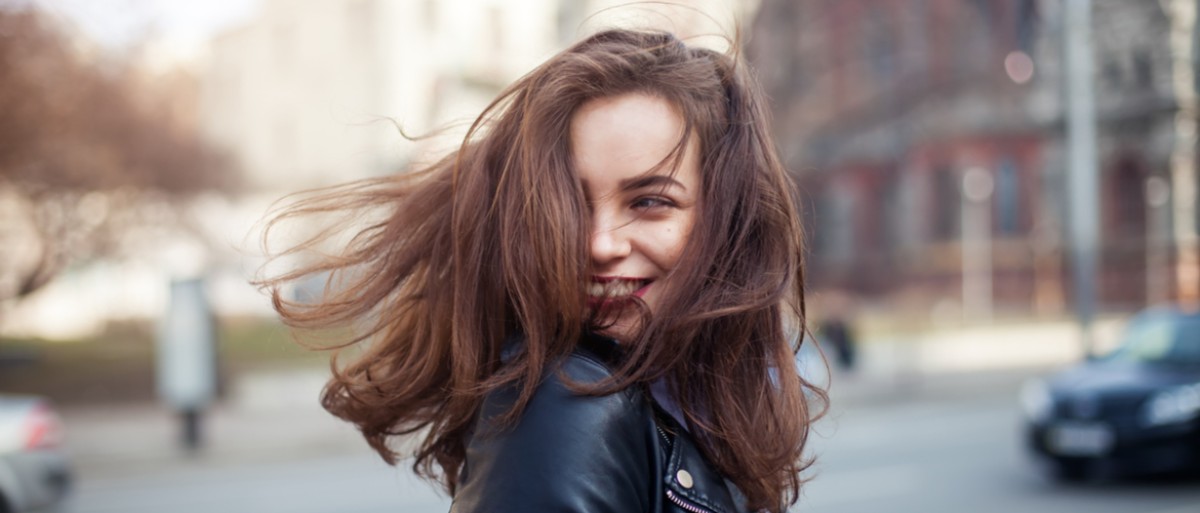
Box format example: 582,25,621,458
0,490,10,513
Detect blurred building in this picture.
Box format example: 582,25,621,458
750,0,1185,316
2,1,758,339
200,0,754,190
200,0,553,190
188,0,755,318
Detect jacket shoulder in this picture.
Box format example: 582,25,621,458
453,344,656,513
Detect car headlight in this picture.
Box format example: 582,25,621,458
1020,379,1053,422
1142,383,1200,427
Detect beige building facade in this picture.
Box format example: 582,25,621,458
199,0,754,190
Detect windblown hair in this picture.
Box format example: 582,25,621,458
261,28,824,512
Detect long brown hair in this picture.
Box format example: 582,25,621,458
260,28,824,512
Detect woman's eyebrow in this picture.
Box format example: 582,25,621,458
619,174,686,192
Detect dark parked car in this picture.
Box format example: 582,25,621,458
1021,306,1200,481
0,395,71,512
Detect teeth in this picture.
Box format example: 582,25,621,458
610,281,635,296
588,280,643,298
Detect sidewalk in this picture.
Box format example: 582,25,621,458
61,316,1121,479
62,368,367,479
831,316,1123,403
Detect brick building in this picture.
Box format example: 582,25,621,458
749,0,1185,315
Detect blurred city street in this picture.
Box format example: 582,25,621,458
54,321,1200,513
59,368,442,513
802,383,1200,513
5,0,1200,512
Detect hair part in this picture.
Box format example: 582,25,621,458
258,28,825,513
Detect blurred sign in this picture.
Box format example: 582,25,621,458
156,278,218,411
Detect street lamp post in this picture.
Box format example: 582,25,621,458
1146,176,1171,305
1164,0,1199,306
962,167,994,322
1064,0,1100,357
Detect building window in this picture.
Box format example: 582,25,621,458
1134,48,1154,88
896,170,925,249
902,0,930,83
933,166,961,240
968,0,995,31
864,8,896,80
1112,158,1146,236
818,182,857,263
1015,0,1038,53
882,171,902,252
1103,58,1123,87
996,157,1021,234
1043,163,1067,233
957,0,994,75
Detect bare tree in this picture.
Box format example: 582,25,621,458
0,7,235,304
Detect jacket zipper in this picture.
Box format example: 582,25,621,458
666,489,713,513
657,423,712,513
656,424,672,447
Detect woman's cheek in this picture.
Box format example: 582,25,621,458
661,227,689,269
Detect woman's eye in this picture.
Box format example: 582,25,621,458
631,196,673,210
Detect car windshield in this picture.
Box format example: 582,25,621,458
1104,313,1200,365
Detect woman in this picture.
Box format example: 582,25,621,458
263,28,824,513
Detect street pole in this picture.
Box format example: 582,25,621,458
1163,0,1199,306
962,167,994,321
1064,0,1100,358
1146,176,1171,305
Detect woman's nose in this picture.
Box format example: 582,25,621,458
590,218,631,264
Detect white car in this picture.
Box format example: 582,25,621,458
0,395,70,512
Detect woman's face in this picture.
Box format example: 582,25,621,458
570,92,701,342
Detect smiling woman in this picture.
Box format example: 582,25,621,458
260,28,824,513
573,93,700,342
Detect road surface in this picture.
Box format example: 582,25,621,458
65,375,1200,513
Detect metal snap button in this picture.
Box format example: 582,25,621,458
676,469,694,489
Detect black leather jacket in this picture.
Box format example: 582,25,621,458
451,335,749,513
